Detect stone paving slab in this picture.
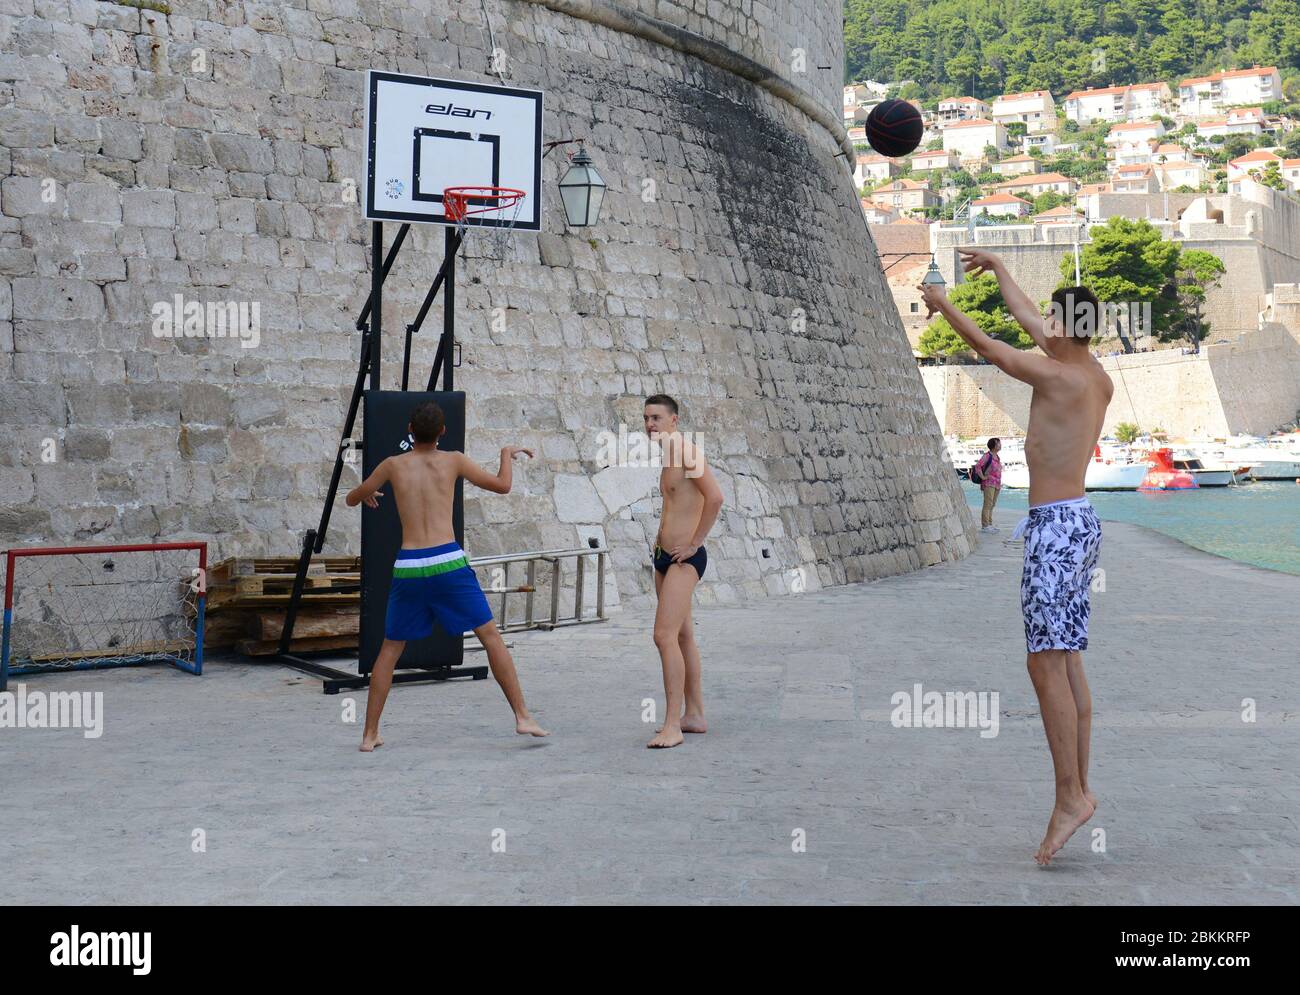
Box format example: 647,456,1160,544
2,507,1296,905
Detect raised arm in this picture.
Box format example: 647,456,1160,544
457,446,534,495
682,442,724,554
345,457,391,508
959,248,1051,352
920,282,1059,388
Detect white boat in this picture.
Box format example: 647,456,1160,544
1170,450,1235,487
944,437,996,478
999,457,1148,491
1185,438,1300,480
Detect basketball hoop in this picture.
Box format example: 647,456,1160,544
443,186,526,260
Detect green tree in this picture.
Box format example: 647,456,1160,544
1063,217,1181,337
843,0,1300,105
1173,249,1227,351
1252,160,1288,191
1033,190,1065,213
1064,218,1227,346
1114,422,1140,444
1223,134,1253,160
918,272,1034,358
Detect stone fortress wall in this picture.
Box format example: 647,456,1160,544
924,324,1300,439
0,0,974,611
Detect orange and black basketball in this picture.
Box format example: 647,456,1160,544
865,99,923,158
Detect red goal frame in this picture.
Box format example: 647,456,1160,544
1,542,207,692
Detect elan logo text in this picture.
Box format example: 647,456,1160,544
424,102,492,120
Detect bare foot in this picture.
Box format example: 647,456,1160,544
680,714,708,734
1034,798,1095,865
648,727,684,748
657,715,708,734
515,716,550,737
359,732,384,752
1084,788,1098,812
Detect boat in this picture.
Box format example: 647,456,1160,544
998,446,1148,491
1138,448,1198,490
1170,450,1236,487
1185,436,1300,480
944,437,997,479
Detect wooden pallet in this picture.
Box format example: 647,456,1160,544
207,555,360,584
207,590,360,611
202,555,362,653
206,574,358,609
205,603,359,654
237,634,357,657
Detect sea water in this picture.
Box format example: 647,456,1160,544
962,480,1300,576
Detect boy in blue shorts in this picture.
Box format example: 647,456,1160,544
346,401,548,750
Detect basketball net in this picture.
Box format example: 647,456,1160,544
443,186,525,261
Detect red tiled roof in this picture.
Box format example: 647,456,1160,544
945,118,996,129
1229,149,1282,166
973,192,1032,205
1034,205,1080,219
998,172,1074,186
1064,81,1172,101
1063,85,1128,100
1181,66,1279,87
996,90,1052,102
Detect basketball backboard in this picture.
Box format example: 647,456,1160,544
363,71,543,230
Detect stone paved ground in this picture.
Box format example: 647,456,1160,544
3,506,1297,905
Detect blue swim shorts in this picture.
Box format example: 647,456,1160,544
384,542,494,640
1015,496,1103,654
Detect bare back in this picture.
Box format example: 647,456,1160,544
1025,356,1114,505
384,449,462,548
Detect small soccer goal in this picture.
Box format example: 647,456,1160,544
1,542,206,691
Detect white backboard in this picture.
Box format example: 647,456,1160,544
363,71,543,230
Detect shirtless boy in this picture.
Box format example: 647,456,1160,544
921,249,1113,865
643,395,724,749
345,400,548,750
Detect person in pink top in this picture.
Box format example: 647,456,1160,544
973,438,1002,533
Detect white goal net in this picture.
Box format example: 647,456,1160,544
1,543,206,690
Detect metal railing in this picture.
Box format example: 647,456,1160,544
468,545,610,634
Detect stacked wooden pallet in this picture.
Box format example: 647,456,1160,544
204,556,361,656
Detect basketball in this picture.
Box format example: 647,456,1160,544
865,99,923,158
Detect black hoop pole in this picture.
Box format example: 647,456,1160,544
406,228,463,390
369,222,383,389
442,225,455,391
357,223,409,331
